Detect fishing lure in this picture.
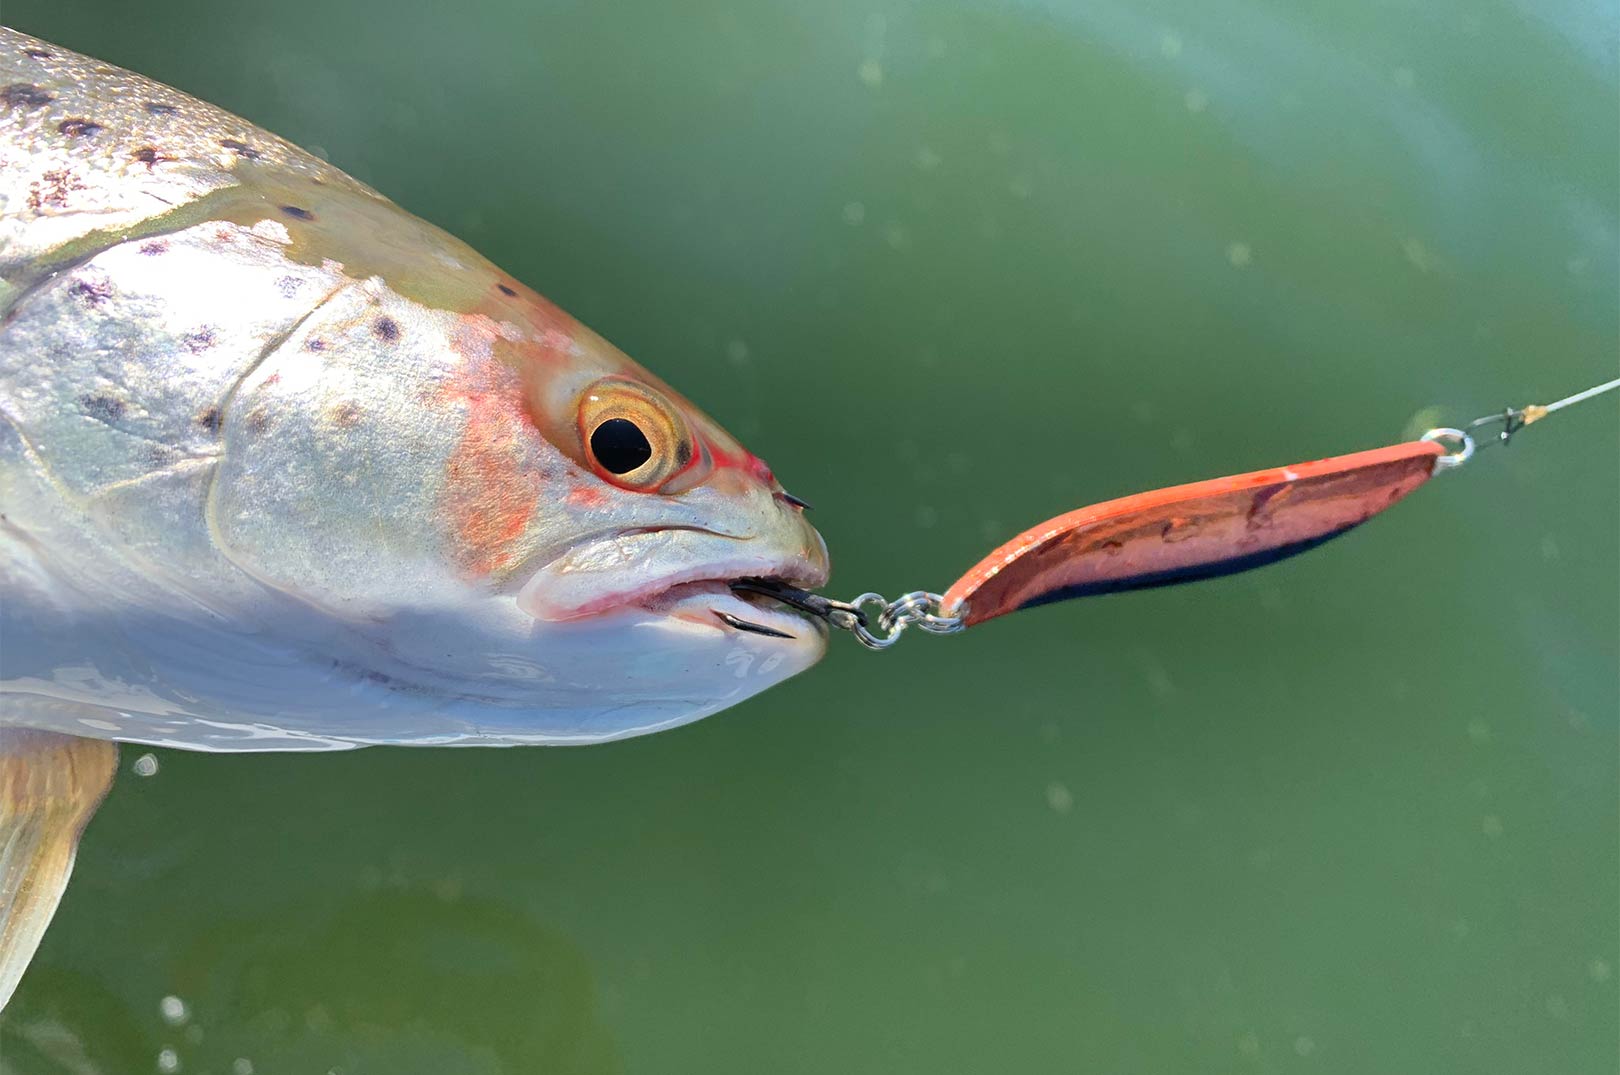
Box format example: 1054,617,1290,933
738,378,1620,646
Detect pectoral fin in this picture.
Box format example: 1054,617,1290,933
0,728,117,1011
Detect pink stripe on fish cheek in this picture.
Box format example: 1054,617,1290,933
440,318,546,578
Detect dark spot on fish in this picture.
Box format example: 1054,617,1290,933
58,118,104,138
214,226,235,242
304,337,327,352
144,100,179,116
275,276,303,298
330,401,363,427
80,394,125,423
197,408,223,434
280,205,314,221
182,329,217,353
219,138,262,160
26,169,84,211
2,83,52,109
67,278,113,306
143,444,175,467
245,408,271,435
139,240,168,256
373,316,400,342
674,441,693,467
23,48,52,60
131,146,174,169
497,283,517,297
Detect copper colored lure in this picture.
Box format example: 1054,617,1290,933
940,439,1443,626
736,376,1617,648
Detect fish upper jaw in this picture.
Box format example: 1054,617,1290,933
515,525,829,626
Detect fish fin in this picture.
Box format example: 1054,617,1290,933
0,728,117,1011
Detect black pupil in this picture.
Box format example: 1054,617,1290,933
591,418,654,474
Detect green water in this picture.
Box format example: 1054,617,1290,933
4,1,1617,1072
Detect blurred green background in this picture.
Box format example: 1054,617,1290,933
3,1,1616,1072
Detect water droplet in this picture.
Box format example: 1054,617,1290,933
858,59,884,87
914,146,941,171
725,339,750,365
1045,782,1073,814
133,753,160,777
1237,1031,1261,1058
1293,1035,1316,1056
1481,814,1503,838
1184,88,1208,113
841,201,866,226
1589,958,1612,983
1226,241,1252,268
1160,33,1183,58
159,995,188,1025
1402,237,1437,272
1545,994,1570,1021
157,1047,181,1074
233,1060,255,1075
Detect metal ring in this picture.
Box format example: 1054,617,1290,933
1422,427,1475,470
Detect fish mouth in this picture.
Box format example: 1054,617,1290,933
516,527,829,639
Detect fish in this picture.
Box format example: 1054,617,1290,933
0,26,827,1008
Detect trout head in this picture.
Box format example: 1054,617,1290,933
204,266,828,744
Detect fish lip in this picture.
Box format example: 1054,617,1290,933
516,526,829,624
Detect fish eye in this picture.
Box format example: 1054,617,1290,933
578,378,693,490
590,418,652,474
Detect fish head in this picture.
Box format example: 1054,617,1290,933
206,270,829,744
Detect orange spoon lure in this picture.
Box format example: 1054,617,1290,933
736,377,1618,647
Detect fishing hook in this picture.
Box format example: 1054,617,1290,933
729,579,964,650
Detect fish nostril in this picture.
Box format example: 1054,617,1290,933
775,491,813,511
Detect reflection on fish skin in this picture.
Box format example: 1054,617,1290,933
160,886,622,1075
